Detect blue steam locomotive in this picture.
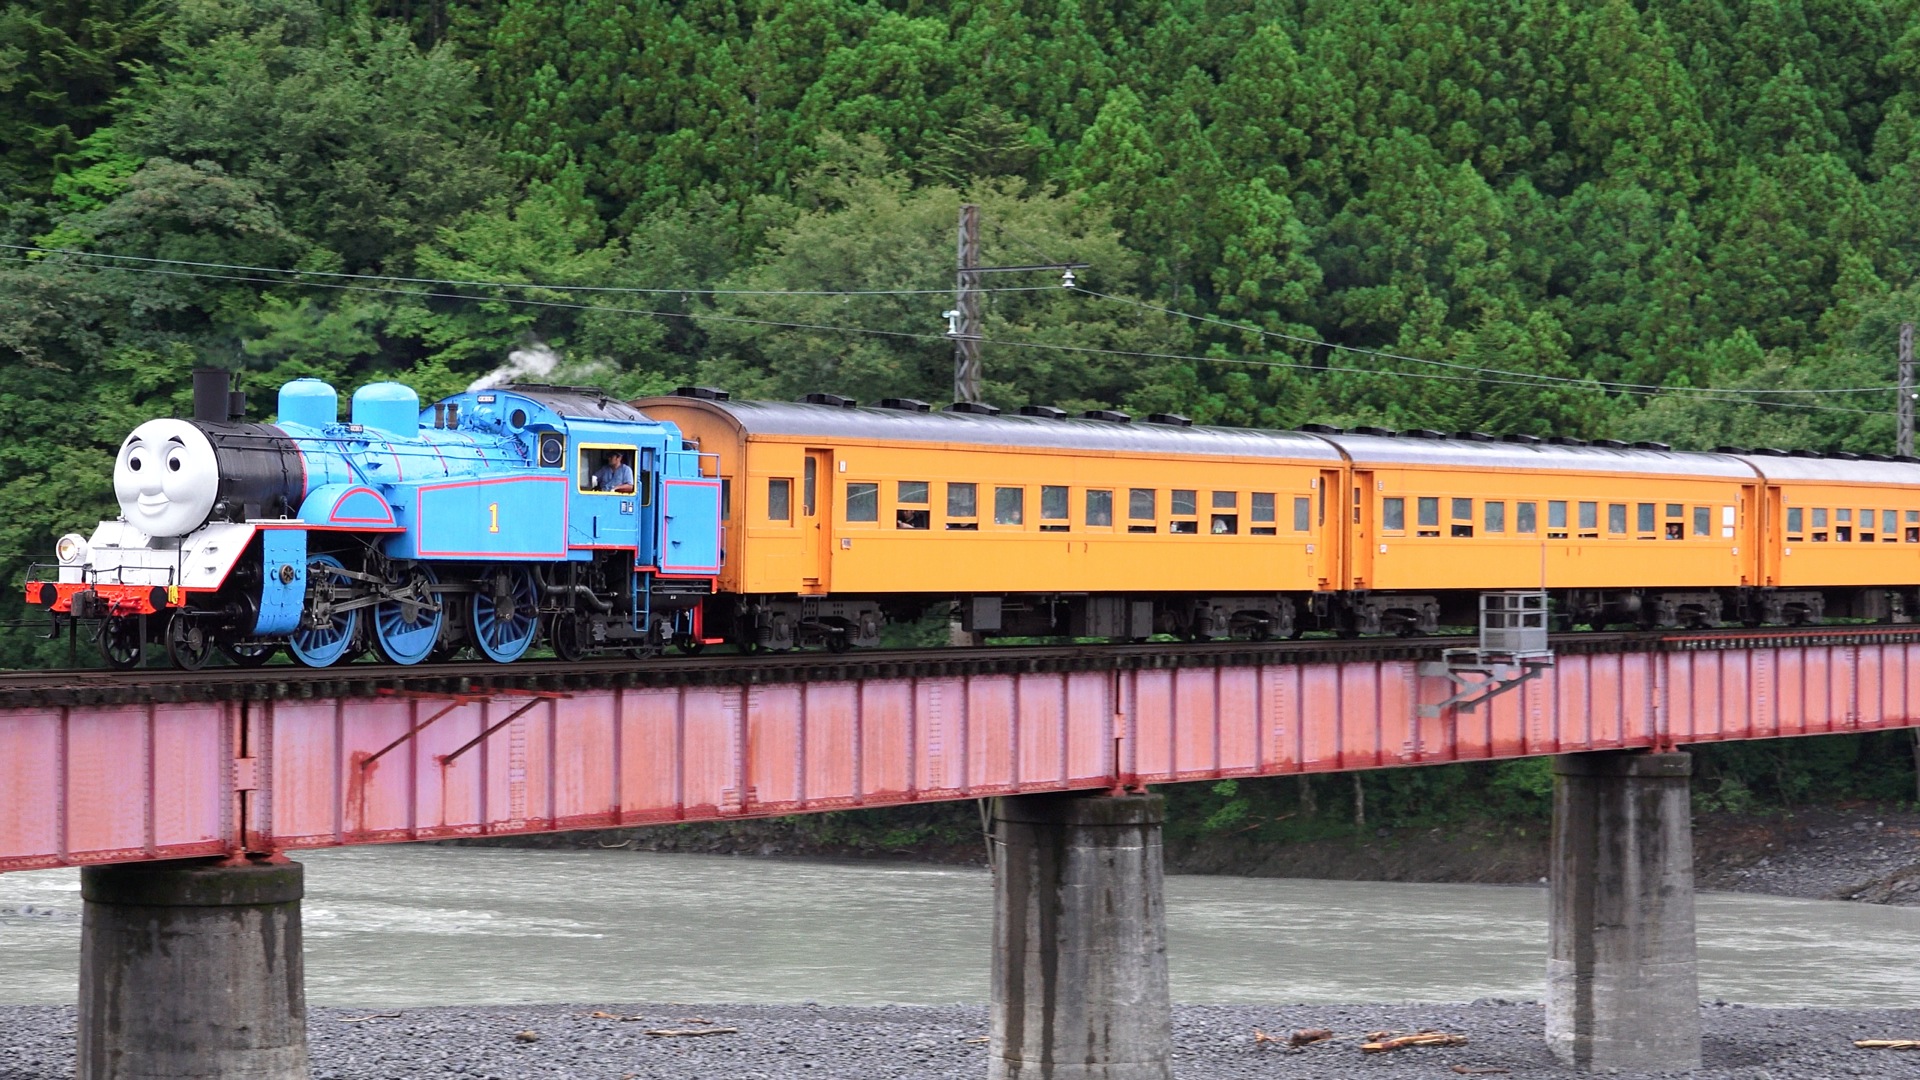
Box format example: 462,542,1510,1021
27,371,723,668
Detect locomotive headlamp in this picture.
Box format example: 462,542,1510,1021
56,533,88,565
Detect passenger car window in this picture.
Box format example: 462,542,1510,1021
1086,489,1114,527
1608,504,1626,535
946,482,978,530
1213,491,1237,509
1693,507,1710,537
1637,503,1656,533
895,480,929,529
1382,497,1405,531
994,486,1024,526
1169,489,1198,534
1885,510,1899,539
1130,488,1157,532
1041,486,1069,532
1451,498,1473,538
846,482,879,523
1579,501,1598,531
1516,502,1536,534
1416,497,1439,536
1250,493,1276,534
1787,507,1804,535
769,478,791,522
1484,501,1505,533
1293,497,1311,532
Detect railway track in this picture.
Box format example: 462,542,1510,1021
2,622,1919,708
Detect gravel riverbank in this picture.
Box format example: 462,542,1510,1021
5,1001,1919,1080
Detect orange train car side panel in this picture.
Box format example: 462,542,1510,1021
10,636,1920,872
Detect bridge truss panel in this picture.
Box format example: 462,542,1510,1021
10,637,1920,871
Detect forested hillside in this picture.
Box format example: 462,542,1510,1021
5,0,1920,669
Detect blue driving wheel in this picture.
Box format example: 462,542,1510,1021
373,562,442,666
470,564,539,663
289,553,359,668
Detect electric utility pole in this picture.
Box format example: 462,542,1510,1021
953,204,983,403
1901,322,1914,458
943,205,1088,403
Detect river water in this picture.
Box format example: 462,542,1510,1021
1,846,1914,1007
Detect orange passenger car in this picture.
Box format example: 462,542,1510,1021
639,393,1343,648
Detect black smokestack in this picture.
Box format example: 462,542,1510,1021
193,368,232,423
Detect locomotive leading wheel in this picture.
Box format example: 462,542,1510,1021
99,615,142,670
290,553,360,668
471,564,539,663
549,610,591,663
164,611,215,671
372,562,442,666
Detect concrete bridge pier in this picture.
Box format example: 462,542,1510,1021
1546,751,1700,1072
990,792,1171,1080
79,858,310,1080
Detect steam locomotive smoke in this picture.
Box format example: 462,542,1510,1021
467,342,561,392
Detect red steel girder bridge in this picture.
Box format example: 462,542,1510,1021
4,626,1918,873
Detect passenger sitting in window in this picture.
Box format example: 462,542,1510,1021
591,451,635,494
896,509,926,529
1665,522,1683,539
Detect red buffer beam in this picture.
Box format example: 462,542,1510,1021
6,636,1920,872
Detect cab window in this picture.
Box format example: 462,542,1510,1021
580,446,646,503
580,447,637,494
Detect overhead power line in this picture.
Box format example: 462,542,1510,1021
1,244,1053,298
0,251,1882,415
1071,288,1897,398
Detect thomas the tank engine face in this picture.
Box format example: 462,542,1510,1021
113,419,221,538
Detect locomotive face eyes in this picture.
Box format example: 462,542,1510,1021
113,419,220,537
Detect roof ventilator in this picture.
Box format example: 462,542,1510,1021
1453,431,1495,442
1546,435,1588,446
801,392,857,408
1590,438,1628,449
1081,409,1130,422
946,401,1002,416
1828,451,1861,461
1399,429,1445,439
672,386,731,401
1502,433,1542,445
1711,445,1748,454
1299,423,1343,434
1016,405,1067,419
876,397,931,413
1351,425,1394,437
1749,447,1789,457
1418,592,1554,718
1145,412,1192,427
1631,440,1672,451
1788,448,1824,458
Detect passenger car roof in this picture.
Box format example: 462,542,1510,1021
637,398,1345,461
1321,433,1758,478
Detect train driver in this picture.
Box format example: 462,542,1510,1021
591,450,636,494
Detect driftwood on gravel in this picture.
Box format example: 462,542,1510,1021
1361,1030,1470,1053
644,1027,740,1037
1855,1039,1920,1049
